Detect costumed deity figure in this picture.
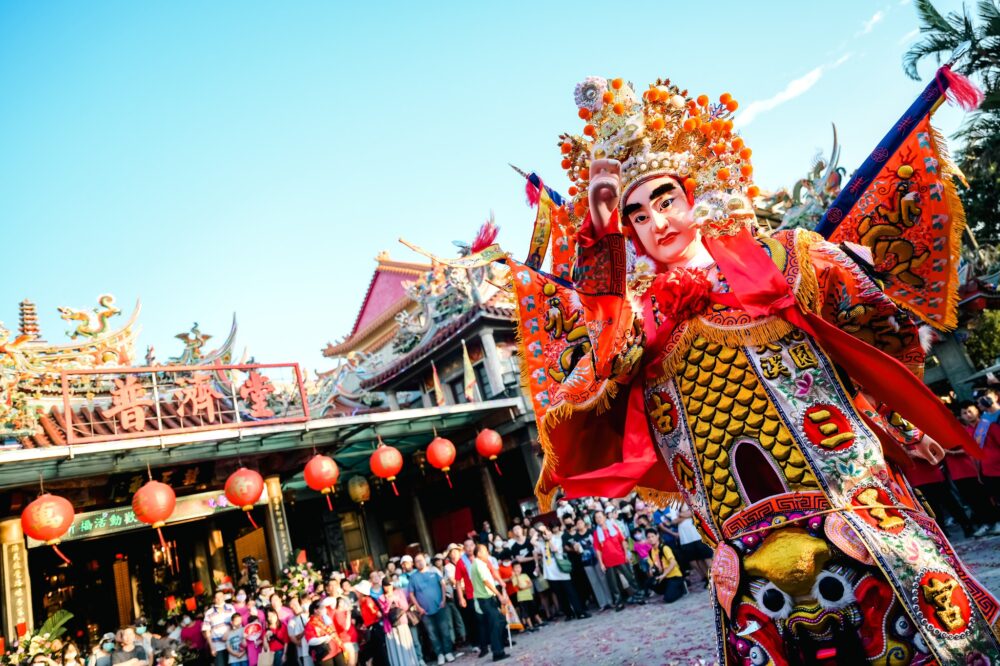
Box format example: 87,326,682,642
497,75,1000,664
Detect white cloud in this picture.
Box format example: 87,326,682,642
898,0,910,5
735,54,852,128
898,28,919,44
859,10,885,35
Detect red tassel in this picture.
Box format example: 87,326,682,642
471,220,500,253
52,545,72,565
940,66,984,111
525,178,542,208
157,527,167,552
247,512,259,529
325,495,333,512
494,461,503,476
391,481,399,496
445,473,453,489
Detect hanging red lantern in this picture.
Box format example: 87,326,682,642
304,454,340,511
370,438,403,495
133,479,176,550
476,429,504,475
426,436,457,488
21,493,75,564
225,468,264,528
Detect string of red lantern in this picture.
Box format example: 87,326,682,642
370,436,403,495
225,467,264,528
476,429,504,475
21,493,75,564
426,432,457,488
133,477,176,550
304,454,340,511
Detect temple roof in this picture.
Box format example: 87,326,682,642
359,294,515,390
323,253,430,358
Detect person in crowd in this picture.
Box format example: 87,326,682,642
286,595,312,666
591,511,639,611
62,643,84,666
89,632,116,666
561,520,597,610
470,544,508,662
205,590,237,666
538,524,589,621
154,647,178,666
510,562,539,632
945,400,1000,537
353,580,387,666
526,528,556,621
440,546,466,647
225,613,248,666
645,529,686,603
262,609,289,666
132,618,154,666
977,388,1000,424
902,434,976,537
111,627,147,666
453,540,478,649
478,522,494,547
677,506,713,588
408,553,456,665
331,596,358,666
376,580,420,666
304,602,345,666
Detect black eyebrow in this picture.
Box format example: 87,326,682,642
649,182,677,201
623,202,643,217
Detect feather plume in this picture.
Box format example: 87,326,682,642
939,66,984,111
471,213,499,254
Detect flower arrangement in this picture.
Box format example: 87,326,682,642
277,561,323,598
0,610,72,665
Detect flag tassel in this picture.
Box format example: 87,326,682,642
939,66,984,111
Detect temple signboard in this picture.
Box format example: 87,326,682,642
25,487,271,547
60,363,309,445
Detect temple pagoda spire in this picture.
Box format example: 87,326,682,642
18,299,41,341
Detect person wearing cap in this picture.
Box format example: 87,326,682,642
470,544,508,662
154,647,177,666
89,633,116,666
409,553,456,665
394,555,424,664
440,546,466,648
352,581,388,666
133,618,154,666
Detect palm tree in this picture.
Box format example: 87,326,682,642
904,0,1000,240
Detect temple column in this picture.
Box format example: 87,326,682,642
480,466,508,536
412,496,433,554
264,477,294,571
478,329,505,398
0,518,32,642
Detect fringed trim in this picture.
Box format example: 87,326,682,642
794,229,823,314
652,316,798,384
635,486,683,509
928,123,966,332
534,475,561,512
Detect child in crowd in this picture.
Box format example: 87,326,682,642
225,613,248,666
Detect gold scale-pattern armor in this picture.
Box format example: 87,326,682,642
677,335,819,522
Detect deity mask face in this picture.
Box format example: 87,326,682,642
622,175,701,268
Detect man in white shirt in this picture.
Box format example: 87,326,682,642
285,595,313,666
202,591,235,666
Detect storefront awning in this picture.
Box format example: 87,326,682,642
0,397,528,491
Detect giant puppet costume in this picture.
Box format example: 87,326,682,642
461,71,1000,664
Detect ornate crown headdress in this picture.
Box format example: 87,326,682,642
560,76,759,236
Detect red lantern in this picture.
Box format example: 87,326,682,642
133,480,176,529
426,436,457,488
225,468,264,528
370,439,403,495
133,479,176,550
304,455,340,511
476,429,504,475
21,493,75,564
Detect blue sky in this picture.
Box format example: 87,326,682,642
0,0,972,374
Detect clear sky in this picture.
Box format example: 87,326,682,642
0,0,972,374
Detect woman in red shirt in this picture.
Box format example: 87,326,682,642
263,610,289,666
304,603,345,666
332,597,359,666
956,402,1000,536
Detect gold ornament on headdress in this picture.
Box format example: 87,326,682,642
560,76,760,237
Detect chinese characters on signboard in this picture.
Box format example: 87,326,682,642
61,364,308,445
24,488,271,548
3,541,31,636
265,478,293,569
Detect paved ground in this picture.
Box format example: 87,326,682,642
450,533,1000,666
